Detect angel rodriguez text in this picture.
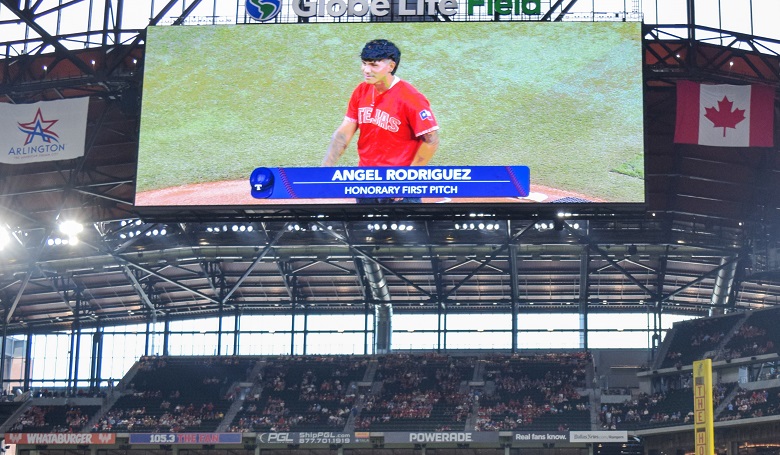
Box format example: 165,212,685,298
331,168,471,182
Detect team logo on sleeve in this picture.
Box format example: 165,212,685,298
419,109,433,121
246,0,281,21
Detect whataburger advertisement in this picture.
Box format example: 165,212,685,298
4,433,116,444
136,21,644,207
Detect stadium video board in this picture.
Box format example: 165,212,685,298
135,21,644,209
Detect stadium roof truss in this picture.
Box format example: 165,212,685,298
0,0,779,335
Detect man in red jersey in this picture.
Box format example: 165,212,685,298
322,39,440,203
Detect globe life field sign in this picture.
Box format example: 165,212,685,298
135,21,645,210
245,0,540,20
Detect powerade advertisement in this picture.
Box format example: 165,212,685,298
136,21,644,207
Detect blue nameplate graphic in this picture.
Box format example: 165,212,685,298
128,433,243,444
250,166,530,199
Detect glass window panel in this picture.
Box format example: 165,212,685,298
393,331,438,351
446,313,511,330
518,330,580,349
642,0,659,24
518,313,580,330
589,312,653,330
87,0,106,45
654,0,688,23
304,314,369,331
719,0,751,34
30,333,72,387
57,0,90,38
104,323,134,333
588,329,653,349
147,328,166,356
31,0,60,37
74,330,96,389
0,22,28,53
305,332,369,354
187,0,218,24
5,336,28,392
595,0,631,13
752,0,779,40
122,0,154,29
221,314,236,332
214,0,238,24
237,332,292,355
102,333,146,382
167,333,219,355
241,314,292,331
661,314,696,329
445,331,510,350
393,314,438,331
694,0,720,28
169,317,221,331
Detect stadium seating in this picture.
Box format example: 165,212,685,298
92,356,254,432
660,313,744,369
474,353,591,431
229,356,368,432
718,386,780,420
9,349,780,435
718,308,780,361
8,405,101,433
354,354,475,432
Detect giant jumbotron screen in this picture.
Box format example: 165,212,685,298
135,21,644,208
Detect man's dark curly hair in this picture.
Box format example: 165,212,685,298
361,39,401,75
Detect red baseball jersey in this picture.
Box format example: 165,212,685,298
345,78,439,167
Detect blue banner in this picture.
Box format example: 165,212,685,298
250,165,530,199
128,433,242,444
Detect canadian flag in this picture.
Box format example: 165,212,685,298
674,81,774,147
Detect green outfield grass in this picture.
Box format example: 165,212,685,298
137,21,645,202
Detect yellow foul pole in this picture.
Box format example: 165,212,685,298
693,359,715,455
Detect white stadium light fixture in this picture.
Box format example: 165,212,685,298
59,220,83,236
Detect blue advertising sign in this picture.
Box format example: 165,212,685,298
128,433,243,444
250,165,530,199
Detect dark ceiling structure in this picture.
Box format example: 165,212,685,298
0,0,779,337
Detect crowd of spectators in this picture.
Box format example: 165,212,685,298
92,396,225,432
599,392,690,429
91,356,250,433
9,405,97,433
229,356,367,433
602,381,733,429
719,323,776,361
718,387,780,421
660,315,741,369
30,389,106,398
354,354,475,431
24,350,780,435
474,352,591,431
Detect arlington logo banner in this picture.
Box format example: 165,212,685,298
1,97,89,164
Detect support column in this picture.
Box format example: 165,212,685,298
24,327,32,392
375,304,392,354
510,244,519,353
579,247,590,350
233,307,241,356
0,307,7,394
